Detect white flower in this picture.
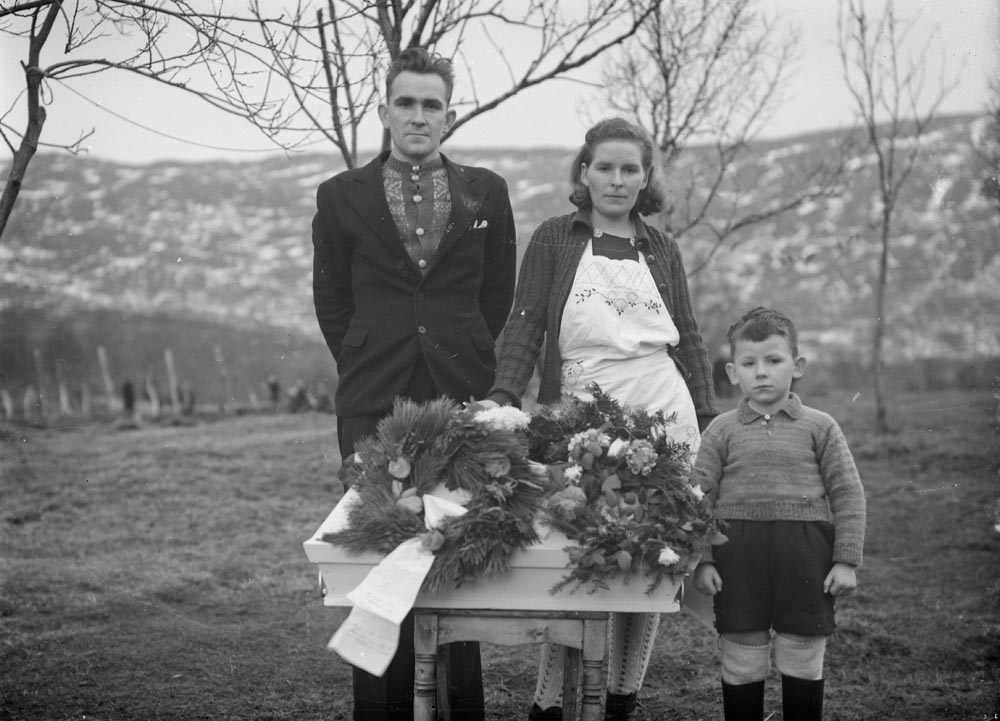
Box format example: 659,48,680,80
625,440,658,476
568,429,611,458
563,464,583,484
689,484,705,501
607,438,629,458
473,406,531,432
388,456,412,479
658,546,681,566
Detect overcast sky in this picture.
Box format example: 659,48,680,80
1,0,996,165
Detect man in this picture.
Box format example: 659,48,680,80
311,47,517,721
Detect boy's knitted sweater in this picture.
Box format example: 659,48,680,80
692,393,866,566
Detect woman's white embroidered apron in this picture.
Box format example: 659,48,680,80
559,239,699,452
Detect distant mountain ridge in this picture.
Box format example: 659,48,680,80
1,113,997,400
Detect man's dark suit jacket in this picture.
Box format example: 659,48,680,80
312,151,517,419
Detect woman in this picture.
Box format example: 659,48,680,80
486,117,719,720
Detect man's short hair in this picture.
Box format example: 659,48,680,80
727,307,799,357
385,47,455,103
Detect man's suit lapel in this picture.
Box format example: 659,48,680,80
342,154,416,271
431,157,487,271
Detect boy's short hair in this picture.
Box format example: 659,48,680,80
385,47,455,103
727,307,799,357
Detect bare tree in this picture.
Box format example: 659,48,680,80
0,0,294,240
249,0,660,169
1,0,658,238
838,0,960,433
597,0,847,273
978,78,1000,213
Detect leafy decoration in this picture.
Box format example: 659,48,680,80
321,389,725,597
321,397,549,594
529,384,727,594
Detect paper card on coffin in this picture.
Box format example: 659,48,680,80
304,494,684,614
327,605,400,677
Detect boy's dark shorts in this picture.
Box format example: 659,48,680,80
712,519,836,636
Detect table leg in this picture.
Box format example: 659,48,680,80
437,644,452,720
414,613,439,721
580,617,608,721
562,646,580,721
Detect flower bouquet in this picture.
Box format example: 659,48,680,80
321,397,550,594
528,384,727,594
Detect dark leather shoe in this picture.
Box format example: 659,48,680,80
605,692,637,721
528,702,563,721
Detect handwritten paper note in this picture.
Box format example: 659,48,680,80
328,606,402,677
346,539,434,624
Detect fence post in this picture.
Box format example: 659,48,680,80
56,362,73,416
164,348,181,415
23,386,39,422
214,344,232,414
0,388,13,419
32,348,47,419
58,381,73,416
145,368,160,418
97,346,116,414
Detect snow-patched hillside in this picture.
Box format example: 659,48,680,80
2,114,997,377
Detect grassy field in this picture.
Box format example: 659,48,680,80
2,388,998,720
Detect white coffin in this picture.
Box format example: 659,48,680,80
303,497,683,614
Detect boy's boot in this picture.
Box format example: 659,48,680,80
605,691,637,721
721,680,765,721
781,675,824,721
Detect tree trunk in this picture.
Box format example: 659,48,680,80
0,77,46,241
872,209,892,434
0,1,61,242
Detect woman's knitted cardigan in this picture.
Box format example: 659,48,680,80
487,209,719,429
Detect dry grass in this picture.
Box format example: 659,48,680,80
2,388,998,720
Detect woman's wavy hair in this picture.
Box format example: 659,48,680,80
568,117,667,216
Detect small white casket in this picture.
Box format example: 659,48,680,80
302,494,684,614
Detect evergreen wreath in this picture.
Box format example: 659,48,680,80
322,397,549,594
527,384,728,594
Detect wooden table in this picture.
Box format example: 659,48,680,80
415,608,607,721
304,501,684,721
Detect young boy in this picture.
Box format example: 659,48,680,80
692,307,866,721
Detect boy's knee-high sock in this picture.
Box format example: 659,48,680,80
719,636,770,721
781,675,824,721
775,634,826,719
719,636,770,686
532,642,566,710
721,680,765,721
773,633,825,681
606,612,660,695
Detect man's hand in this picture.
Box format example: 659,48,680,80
693,562,723,596
823,562,858,597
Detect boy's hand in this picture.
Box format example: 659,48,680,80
823,562,858,597
693,562,723,596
